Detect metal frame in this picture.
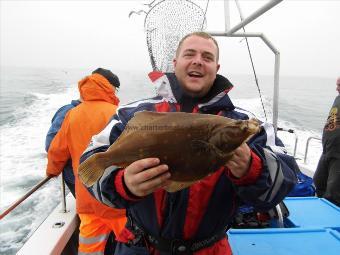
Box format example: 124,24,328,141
207,0,283,132
60,172,68,213
277,128,299,157
304,136,322,163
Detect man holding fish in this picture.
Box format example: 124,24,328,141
80,32,297,255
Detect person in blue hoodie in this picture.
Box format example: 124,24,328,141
45,99,81,196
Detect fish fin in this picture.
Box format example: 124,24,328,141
134,111,160,117
78,153,109,187
133,111,161,122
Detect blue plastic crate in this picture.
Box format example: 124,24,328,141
228,228,340,255
284,197,340,229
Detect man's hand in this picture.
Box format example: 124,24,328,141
225,143,251,178
124,158,171,197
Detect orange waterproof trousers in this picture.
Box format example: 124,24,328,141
78,213,127,255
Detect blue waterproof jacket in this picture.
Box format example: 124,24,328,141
80,72,297,255
45,99,81,185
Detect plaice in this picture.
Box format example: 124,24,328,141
78,111,260,192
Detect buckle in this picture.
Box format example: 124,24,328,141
127,232,143,246
171,239,191,255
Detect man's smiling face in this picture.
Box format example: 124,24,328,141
173,35,220,98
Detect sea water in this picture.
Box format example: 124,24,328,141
0,66,335,254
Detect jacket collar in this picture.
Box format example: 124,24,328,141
149,71,235,112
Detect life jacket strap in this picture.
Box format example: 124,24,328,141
129,222,227,255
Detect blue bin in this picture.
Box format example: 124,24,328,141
284,197,340,230
228,228,340,255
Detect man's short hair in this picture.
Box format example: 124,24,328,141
175,32,219,62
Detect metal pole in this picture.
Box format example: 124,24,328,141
226,0,283,35
211,32,280,129
277,128,298,157
304,137,322,163
210,32,279,53
224,0,230,32
60,172,67,213
0,176,52,220
275,204,284,228
273,51,280,132
293,133,298,157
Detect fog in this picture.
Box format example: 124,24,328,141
1,0,339,78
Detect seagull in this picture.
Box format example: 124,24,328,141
128,9,147,18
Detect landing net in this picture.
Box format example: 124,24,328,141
144,0,206,72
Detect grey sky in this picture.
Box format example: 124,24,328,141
1,0,339,78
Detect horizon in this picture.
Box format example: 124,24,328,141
0,64,336,80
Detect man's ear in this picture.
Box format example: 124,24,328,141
173,58,177,68
216,63,220,72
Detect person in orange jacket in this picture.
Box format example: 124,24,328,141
46,68,127,254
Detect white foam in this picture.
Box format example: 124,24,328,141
0,86,78,252
234,97,322,172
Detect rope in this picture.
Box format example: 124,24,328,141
235,0,268,121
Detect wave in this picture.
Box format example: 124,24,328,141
0,86,79,253
234,97,322,169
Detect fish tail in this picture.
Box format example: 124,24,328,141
78,153,109,187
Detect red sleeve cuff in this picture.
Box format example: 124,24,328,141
114,169,142,202
226,150,262,185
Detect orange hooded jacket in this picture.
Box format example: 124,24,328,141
46,73,126,221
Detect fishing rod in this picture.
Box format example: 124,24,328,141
0,176,52,220
235,0,268,122
201,0,210,30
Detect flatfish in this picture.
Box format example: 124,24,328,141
79,111,260,192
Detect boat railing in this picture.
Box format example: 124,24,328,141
17,175,77,255
0,173,69,220
60,172,68,213
274,128,322,165
277,127,298,157
304,136,322,164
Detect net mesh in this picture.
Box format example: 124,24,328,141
144,0,206,72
